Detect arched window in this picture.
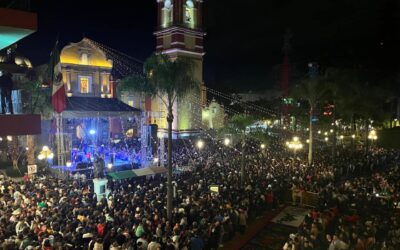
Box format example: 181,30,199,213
162,0,173,28
185,0,195,28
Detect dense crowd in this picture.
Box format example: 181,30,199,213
0,136,399,250
283,149,400,250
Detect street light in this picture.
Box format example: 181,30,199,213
38,146,53,161
260,143,266,149
324,137,329,142
224,138,230,146
286,136,303,155
368,130,378,143
107,163,113,169
38,146,54,171
196,140,204,149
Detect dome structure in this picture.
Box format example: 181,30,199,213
0,45,33,74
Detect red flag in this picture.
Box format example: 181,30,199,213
49,41,66,113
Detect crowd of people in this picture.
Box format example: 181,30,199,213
0,135,398,250
283,148,400,250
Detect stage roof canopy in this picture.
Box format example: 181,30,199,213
63,97,141,118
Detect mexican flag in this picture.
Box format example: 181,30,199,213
49,41,66,114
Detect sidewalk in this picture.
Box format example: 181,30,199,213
221,206,286,250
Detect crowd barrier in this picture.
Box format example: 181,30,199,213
284,189,320,208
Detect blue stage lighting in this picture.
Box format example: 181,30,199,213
89,129,96,135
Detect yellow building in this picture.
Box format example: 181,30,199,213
202,99,225,130
60,38,113,98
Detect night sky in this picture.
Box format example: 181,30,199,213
17,0,400,92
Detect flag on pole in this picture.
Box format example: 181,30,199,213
49,41,66,114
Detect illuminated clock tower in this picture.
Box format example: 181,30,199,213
154,0,206,134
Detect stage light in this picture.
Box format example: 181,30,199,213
66,161,72,167
107,163,113,169
153,158,159,163
89,129,96,135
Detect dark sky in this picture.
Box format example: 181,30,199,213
18,0,400,92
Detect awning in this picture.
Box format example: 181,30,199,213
107,166,167,180
108,170,137,180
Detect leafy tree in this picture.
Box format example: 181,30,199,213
119,53,199,221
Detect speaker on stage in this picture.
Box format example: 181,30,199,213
149,124,158,155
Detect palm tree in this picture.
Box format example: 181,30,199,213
292,77,328,165
19,66,52,170
119,53,199,221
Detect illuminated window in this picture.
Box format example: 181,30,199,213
162,1,173,28
185,8,191,22
80,53,88,65
185,0,195,28
79,76,91,93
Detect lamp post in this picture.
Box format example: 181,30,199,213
260,143,266,155
286,136,303,168
368,130,378,148
196,140,204,150
38,146,54,171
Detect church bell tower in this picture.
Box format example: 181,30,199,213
154,0,206,134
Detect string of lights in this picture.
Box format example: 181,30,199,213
206,87,278,117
